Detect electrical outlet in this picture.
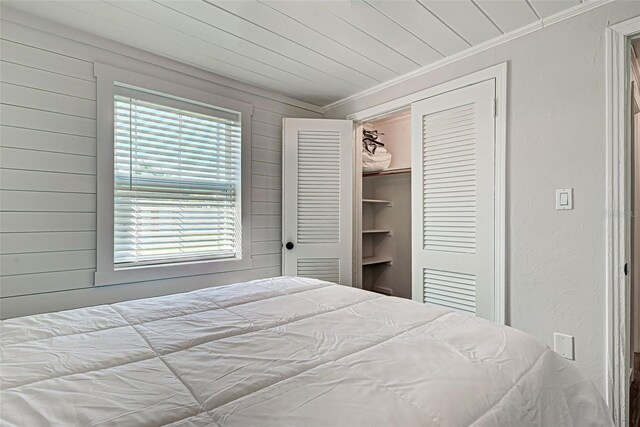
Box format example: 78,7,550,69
554,333,575,360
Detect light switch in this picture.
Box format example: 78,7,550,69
554,333,575,360
560,193,569,206
556,188,573,210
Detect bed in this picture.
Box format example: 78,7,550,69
1,276,612,426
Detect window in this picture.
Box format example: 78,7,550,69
95,64,252,286
114,89,242,266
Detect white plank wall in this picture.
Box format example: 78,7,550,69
0,19,321,318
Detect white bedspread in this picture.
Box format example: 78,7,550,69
0,276,612,426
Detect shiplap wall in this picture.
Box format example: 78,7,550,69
0,17,321,319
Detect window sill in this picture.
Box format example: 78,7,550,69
94,256,254,287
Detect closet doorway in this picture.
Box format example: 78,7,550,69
350,64,506,324
283,64,506,324
355,110,412,298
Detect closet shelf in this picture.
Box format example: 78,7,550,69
362,199,392,206
363,167,411,177
362,256,392,266
371,285,393,296
362,229,391,235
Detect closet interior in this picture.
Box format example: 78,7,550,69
355,109,412,299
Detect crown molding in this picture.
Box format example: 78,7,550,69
323,0,615,113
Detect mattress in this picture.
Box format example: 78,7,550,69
0,276,612,426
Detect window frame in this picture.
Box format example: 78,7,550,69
94,63,253,287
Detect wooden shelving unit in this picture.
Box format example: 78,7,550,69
356,110,412,298
363,167,411,177
362,199,392,206
362,229,391,235
362,256,392,266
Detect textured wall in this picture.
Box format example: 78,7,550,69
326,1,640,397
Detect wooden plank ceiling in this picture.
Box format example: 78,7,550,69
2,0,584,106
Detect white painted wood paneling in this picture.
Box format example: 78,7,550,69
1,250,97,276
253,122,282,140
1,16,322,115
252,175,281,191
0,61,97,100
252,161,281,178
252,108,287,126
213,1,394,84
419,0,503,45
1,191,96,212
0,266,283,318
252,134,282,153
0,105,96,137
252,149,280,165
320,0,442,66
252,215,281,228
32,1,312,98
0,148,96,175
529,0,580,18
475,0,539,33
1,0,589,106
253,188,281,203
0,18,321,311
263,0,417,76
365,0,469,56
85,1,302,84
0,169,96,194
147,0,365,101
1,82,96,119
2,232,96,254
0,39,95,80
104,0,323,90
1,212,97,233
0,126,96,156
1,270,97,297
252,240,280,254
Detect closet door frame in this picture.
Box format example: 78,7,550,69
348,63,507,325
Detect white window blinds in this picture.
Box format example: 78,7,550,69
113,87,242,267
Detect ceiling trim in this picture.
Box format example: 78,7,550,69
323,0,615,112
0,6,325,115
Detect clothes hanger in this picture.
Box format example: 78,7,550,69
363,129,385,154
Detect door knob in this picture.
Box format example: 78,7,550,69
285,242,294,250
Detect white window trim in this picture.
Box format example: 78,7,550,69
94,62,253,287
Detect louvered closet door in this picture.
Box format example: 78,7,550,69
282,119,353,285
411,80,496,321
